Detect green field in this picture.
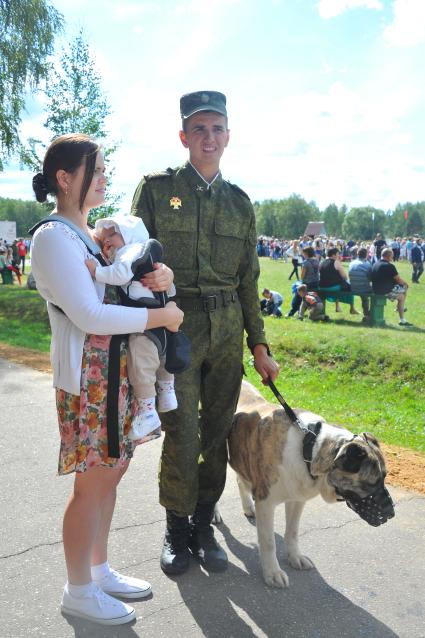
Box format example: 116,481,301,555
1,259,424,451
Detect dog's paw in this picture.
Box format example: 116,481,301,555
212,504,222,525
287,553,314,570
243,503,256,519
262,566,289,588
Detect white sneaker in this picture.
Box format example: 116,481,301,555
157,389,178,412
128,408,161,441
61,583,135,626
94,569,152,599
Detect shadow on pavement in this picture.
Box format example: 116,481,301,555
63,614,139,638
174,521,399,638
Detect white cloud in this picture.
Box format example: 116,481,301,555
383,0,425,47
317,0,383,19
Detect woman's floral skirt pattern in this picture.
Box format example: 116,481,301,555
56,334,160,475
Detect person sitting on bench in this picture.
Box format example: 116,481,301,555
371,248,412,327
348,247,372,322
319,247,359,315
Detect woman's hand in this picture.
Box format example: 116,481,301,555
146,301,184,333
141,263,174,292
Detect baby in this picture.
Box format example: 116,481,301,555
85,214,177,441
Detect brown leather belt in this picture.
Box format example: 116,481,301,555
176,291,238,313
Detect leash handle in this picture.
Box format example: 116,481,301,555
267,379,309,433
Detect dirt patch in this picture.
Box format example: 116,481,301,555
1,342,424,496
0,342,52,373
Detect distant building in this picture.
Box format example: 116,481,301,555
304,221,327,238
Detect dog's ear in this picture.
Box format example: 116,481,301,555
335,442,367,473
362,432,380,448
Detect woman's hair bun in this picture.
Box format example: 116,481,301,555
32,172,49,203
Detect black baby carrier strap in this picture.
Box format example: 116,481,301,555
29,215,124,458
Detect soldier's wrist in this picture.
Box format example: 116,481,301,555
251,342,272,357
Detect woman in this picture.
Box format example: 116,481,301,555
287,239,301,280
31,133,183,626
319,247,359,315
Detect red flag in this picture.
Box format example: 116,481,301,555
404,210,408,220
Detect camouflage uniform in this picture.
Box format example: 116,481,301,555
131,161,267,514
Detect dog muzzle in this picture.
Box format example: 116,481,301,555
336,483,395,527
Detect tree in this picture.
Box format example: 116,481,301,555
342,206,386,240
255,195,317,238
0,0,63,169
24,30,120,220
391,203,425,237
0,196,47,236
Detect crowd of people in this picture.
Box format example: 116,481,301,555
260,233,423,326
0,237,28,284
257,233,425,265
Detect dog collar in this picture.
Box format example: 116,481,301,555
302,421,322,478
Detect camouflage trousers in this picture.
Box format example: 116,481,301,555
159,300,244,515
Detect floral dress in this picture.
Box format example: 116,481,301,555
56,289,161,475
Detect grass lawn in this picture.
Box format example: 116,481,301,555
1,258,424,451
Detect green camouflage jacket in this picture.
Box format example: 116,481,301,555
131,161,267,351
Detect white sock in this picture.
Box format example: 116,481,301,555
138,397,156,412
67,582,94,598
91,560,111,581
157,381,175,394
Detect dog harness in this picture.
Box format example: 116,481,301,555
267,380,395,527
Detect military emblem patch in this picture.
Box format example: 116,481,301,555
169,196,182,210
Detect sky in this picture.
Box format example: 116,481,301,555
1,0,425,213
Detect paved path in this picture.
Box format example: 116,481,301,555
0,358,424,638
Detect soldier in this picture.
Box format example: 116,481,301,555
131,90,279,576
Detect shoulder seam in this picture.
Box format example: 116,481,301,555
145,168,173,180
225,180,251,201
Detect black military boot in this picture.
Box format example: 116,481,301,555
189,502,228,572
160,510,191,575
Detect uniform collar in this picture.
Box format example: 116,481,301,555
183,161,223,193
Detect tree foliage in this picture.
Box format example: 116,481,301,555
23,30,120,220
0,196,48,236
342,206,386,240
255,195,320,238
0,0,63,169
389,203,425,237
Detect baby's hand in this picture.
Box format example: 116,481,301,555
85,259,97,278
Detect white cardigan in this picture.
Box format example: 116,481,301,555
31,221,148,395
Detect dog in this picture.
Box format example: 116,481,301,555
217,380,389,588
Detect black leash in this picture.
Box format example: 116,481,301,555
267,379,308,433
267,379,320,478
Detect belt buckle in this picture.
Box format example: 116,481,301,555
203,295,217,312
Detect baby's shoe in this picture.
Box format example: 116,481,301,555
129,398,161,441
157,382,178,413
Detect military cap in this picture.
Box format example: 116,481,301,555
180,91,227,119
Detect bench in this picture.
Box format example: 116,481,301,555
318,288,387,326
1,268,13,285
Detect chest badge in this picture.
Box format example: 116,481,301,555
170,196,182,210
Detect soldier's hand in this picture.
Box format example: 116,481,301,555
141,263,174,292
253,344,280,385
